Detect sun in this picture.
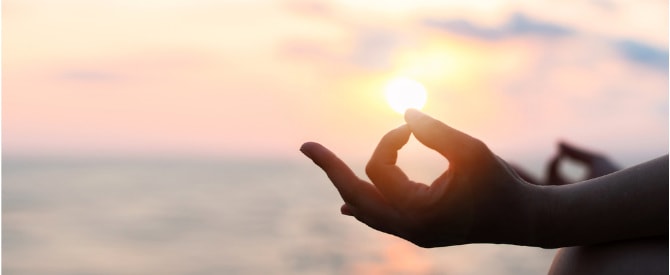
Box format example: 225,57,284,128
384,77,427,114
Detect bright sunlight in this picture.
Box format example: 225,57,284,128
384,77,428,114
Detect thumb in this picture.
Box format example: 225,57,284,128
404,109,480,163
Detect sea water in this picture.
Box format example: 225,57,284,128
3,157,555,274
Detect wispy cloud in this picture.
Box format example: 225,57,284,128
614,39,669,71
423,13,574,41
348,28,401,69
423,12,668,72
59,70,123,82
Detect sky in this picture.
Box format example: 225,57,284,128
3,0,668,168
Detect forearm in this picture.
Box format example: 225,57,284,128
533,155,669,248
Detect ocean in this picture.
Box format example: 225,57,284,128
3,157,556,274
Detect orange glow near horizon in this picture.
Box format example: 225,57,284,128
350,236,434,274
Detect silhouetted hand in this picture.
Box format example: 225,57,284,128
547,142,620,185
300,109,538,247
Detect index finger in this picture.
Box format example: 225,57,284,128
300,142,365,203
300,142,399,227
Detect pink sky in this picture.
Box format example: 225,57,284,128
4,0,668,166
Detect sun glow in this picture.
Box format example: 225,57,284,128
384,77,427,114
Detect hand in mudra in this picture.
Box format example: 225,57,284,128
301,109,539,248
547,142,620,185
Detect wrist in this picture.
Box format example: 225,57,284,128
525,183,562,248
467,181,550,247
511,182,550,247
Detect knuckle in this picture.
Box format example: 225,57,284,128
459,137,491,164
468,137,488,152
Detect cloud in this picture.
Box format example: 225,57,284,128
349,28,400,69
59,70,123,82
283,0,334,19
422,13,574,41
279,39,336,62
614,39,669,71
590,0,618,11
423,12,668,72
279,27,403,71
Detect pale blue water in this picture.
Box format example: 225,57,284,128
3,158,555,274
